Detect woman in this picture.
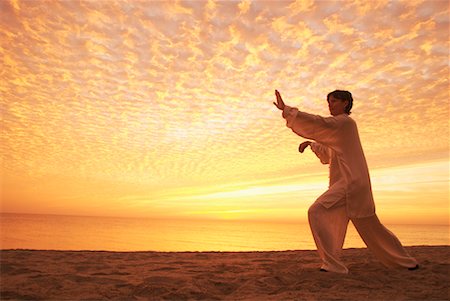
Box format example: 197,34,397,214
273,89,418,273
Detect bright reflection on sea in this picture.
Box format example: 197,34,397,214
1,214,448,252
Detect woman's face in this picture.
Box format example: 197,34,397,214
328,95,349,116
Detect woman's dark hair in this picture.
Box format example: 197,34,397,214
327,90,353,115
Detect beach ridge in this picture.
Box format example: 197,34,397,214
1,245,449,300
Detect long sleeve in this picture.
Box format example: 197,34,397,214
283,106,343,148
310,142,330,164
282,105,376,218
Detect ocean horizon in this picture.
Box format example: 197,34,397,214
1,213,448,252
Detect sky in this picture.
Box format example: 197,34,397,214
1,0,449,225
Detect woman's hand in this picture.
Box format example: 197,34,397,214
299,141,312,153
273,90,285,110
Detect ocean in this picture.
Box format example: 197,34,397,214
0,213,448,252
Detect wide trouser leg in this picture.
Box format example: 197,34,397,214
352,214,418,268
308,201,350,273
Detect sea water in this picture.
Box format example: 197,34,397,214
0,213,448,252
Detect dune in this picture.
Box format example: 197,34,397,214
0,246,448,300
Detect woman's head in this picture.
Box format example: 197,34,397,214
327,90,353,116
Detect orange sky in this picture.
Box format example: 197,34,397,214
1,0,449,225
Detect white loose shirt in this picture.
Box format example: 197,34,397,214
283,106,376,218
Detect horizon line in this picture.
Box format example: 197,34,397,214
1,211,449,227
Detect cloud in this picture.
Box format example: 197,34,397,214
1,0,448,219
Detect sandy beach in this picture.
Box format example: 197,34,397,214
1,246,448,300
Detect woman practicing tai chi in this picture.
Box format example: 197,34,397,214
273,89,419,273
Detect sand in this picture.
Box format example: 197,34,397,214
1,246,448,300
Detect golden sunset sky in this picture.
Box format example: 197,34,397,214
1,0,449,224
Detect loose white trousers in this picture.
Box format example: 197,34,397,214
308,201,418,274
